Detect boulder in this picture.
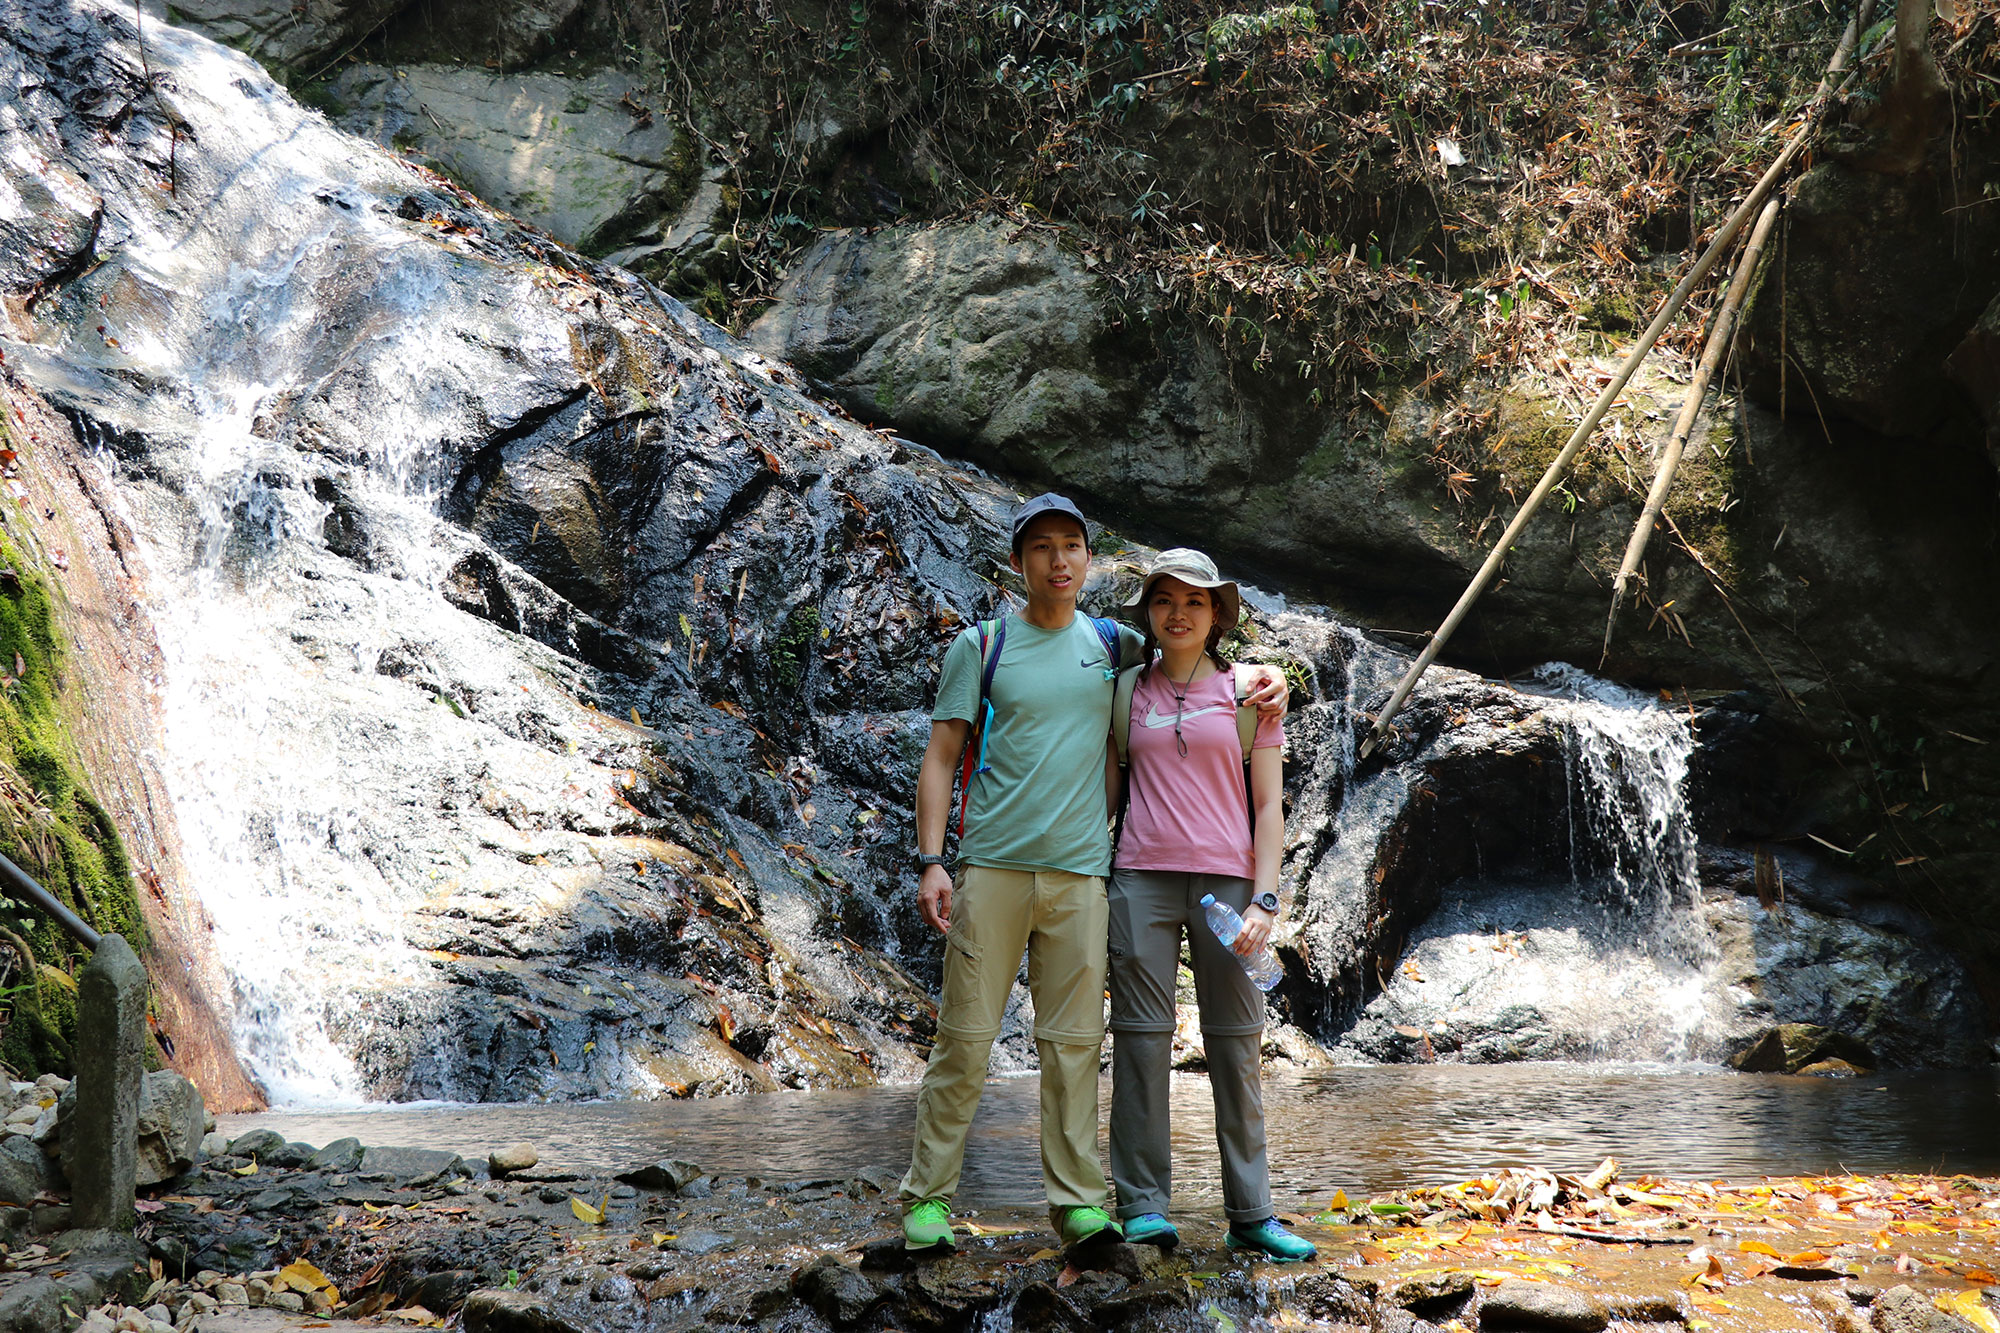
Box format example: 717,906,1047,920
0,1140,46,1207
1478,1279,1610,1332
322,64,695,255
132,1072,205,1186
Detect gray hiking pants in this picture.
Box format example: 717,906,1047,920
1106,868,1271,1223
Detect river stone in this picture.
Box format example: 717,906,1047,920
265,1140,318,1168
1479,1279,1610,1332
1392,1270,1476,1310
227,1129,287,1160
667,1230,736,1257
490,1143,540,1176
360,1146,467,1182
589,1274,636,1303
617,1159,704,1192
1729,1024,1875,1074
307,1138,364,1172
133,1072,205,1186
323,64,694,255
461,1288,577,1333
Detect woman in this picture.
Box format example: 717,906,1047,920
1106,547,1316,1262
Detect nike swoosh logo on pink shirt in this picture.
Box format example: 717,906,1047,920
1140,703,1230,728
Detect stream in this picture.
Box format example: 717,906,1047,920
221,1063,2000,1204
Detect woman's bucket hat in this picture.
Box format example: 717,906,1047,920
1121,547,1242,633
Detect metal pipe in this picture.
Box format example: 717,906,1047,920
0,851,100,951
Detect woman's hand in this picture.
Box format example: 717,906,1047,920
1240,664,1289,718
1235,904,1276,958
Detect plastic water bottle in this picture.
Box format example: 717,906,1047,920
1200,894,1284,991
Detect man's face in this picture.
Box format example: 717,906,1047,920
1010,515,1091,603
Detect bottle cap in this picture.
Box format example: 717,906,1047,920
1199,894,1215,906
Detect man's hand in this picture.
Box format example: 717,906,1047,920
918,864,954,934
1241,664,1290,719
1235,904,1276,958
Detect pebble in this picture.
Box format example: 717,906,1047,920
214,1282,248,1307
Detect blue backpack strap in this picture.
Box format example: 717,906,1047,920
1090,616,1122,679
957,618,1006,838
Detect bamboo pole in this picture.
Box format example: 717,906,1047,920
1600,196,1783,661
1354,3,1871,762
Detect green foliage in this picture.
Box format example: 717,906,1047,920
1206,5,1318,53
773,604,823,695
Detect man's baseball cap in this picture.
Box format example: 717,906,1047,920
1010,492,1090,546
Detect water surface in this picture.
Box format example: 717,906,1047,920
222,1063,2000,1208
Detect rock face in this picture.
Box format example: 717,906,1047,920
133,1071,206,1187
320,64,696,256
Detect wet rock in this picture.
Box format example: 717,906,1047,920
615,1159,703,1192
1375,1304,1448,1333
1871,1284,1980,1333
490,1144,539,1176
1729,1024,1876,1075
1799,1058,1867,1077
1297,1273,1374,1322
1601,1292,1692,1322
462,1287,590,1333
1392,1269,1477,1312
857,1235,912,1272
1094,1277,1194,1324
793,1254,884,1326
1478,1279,1611,1332
360,1146,468,1183
198,1132,228,1160
404,1269,480,1311
307,1138,365,1172
1011,1279,1094,1333
666,1229,735,1256
588,1274,636,1303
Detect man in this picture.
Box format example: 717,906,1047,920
900,493,1287,1252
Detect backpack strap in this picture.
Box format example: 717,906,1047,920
1231,664,1259,763
955,618,1007,838
1111,663,1143,768
1089,616,1122,680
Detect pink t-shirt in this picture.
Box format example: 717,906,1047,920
1113,667,1283,879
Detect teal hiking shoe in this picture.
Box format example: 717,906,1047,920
1227,1217,1318,1263
903,1198,956,1252
1122,1212,1179,1249
1053,1205,1123,1249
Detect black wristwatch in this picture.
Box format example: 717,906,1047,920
1250,890,1280,914
915,852,949,871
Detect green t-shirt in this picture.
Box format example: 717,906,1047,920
933,612,1145,877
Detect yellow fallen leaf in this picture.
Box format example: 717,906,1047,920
279,1261,331,1293
962,1221,1030,1237
1785,1249,1831,1266
571,1195,606,1225
583,1041,595,1054
652,1233,675,1245
1329,1190,1350,1211
1029,1248,1060,1261
1738,1240,1783,1257
1936,1290,2000,1333
232,1156,259,1177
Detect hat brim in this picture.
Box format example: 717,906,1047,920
1121,570,1242,632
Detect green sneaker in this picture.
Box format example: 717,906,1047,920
1053,1205,1123,1249
1227,1216,1318,1263
1123,1212,1179,1249
903,1198,956,1252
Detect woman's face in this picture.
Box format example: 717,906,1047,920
1148,576,1215,652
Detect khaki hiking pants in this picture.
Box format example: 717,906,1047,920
1107,868,1271,1223
899,865,1111,1216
